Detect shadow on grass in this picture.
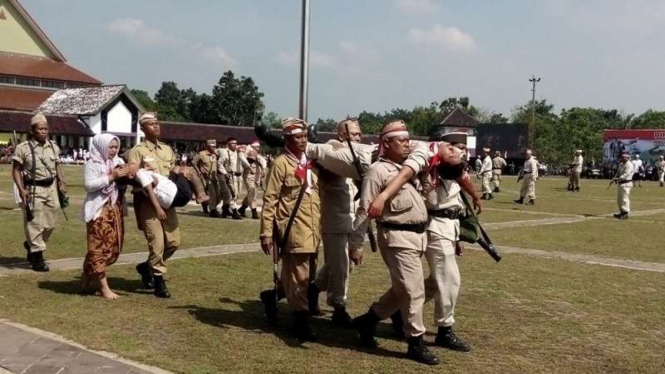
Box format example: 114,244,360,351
171,297,406,359
38,277,152,296
0,256,29,266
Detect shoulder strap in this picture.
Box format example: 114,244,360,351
27,141,37,182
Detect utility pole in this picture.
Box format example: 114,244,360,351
528,75,541,149
298,0,311,123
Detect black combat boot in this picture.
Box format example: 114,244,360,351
31,251,49,272
251,209,259,219
481,193,488,200
153,275,171,298
513,197,524,204
494,187,500,193
390,311,405,339
209,209,220,218
260,289,279,326
221,204,231,218
292,311,318,342
23,241,33,265
238,204,248,218
614,210,628,220
406,335,439,365
488,193,494,200
331,306,353,328
307,282,322,316
136,262,154,289
575,186,580,192
526,199,536,205
231,209,243,220
434,326,471,352
660,181,664,187
353,308,380,347
202,203,209,214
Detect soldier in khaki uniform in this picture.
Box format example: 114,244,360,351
238,147,262,219
128,113,180,298
613,151,634,220
657,155,665,187
514,149,538,205
192,140,221,217
307,119,362,327
217,138,248,219
351,120,439,366
478,148,493,200
492,151,507,193
12,113,67,272
568,150,583,192
260,118,321,341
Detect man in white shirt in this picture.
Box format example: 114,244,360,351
478,148,493,200
614,152,634,220
631,154,644,187
514,149,539,205
217,137,249,219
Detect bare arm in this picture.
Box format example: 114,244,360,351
367,165,415,218
457,171,482,214
144,183,167,220
12,161,27,202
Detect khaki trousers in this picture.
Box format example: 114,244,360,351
617,182,632,213
569,171,581,189
23,184,59,253
205,176,221,209
659,171,664,183
492,170,502,189
481,172,492,194
424,234,460,327
520,175,536,200
242,176,257,209
315,233,350,308
281,252,316,312
134,193,180,276
372,245,426,338
223,175,243,209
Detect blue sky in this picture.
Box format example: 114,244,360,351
23,0,665,121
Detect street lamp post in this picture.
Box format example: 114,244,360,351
528,75,541,149
298,0,311,123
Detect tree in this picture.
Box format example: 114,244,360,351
631,110,665,129
211,71,265,126
130,89,156,112
262,112,282,129
314,118,337,132
439,96,479,119
154,81,187,121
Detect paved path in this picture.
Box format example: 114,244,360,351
468,244,665,273
0,243,260,277
0,320,171,374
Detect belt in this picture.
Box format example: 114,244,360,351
427,207,462,220
618,180,632,185
523,171,532,174
234,173,242,176
377,221,427,234
24,177,54,187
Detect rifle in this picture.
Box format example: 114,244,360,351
12,131,34,221
271,181,309,317
516,168,524,184
345,122,378,253
460,191,502,262
607,179,616,190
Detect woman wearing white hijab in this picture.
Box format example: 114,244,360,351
81,133,129,299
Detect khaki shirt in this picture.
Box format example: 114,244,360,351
479,155,493,174
422,177,462,242
320,170,358,234
618,160,634,181
657,160,665,172
356,158,427,251
523,157,539,179
260,153,321,254
492,157,507,170
572,155,583,173
218,148,248,175
193,150,217,180
127,140,176,176
242,160,262,185
12,140,60,180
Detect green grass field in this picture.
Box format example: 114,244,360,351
0,165,663,374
